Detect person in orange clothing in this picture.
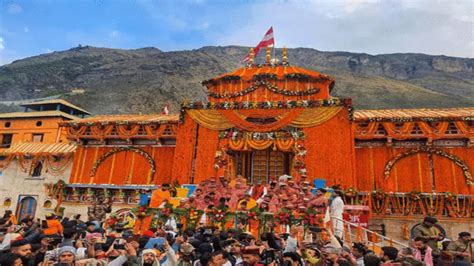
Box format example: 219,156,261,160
43,213,63,236
149,184,172,208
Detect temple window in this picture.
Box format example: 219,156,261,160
1,134,13,148
32,133,44,142
43,200,52,208
410,123,424,135
467,120,474,127
445,122,459,134
36,121,43,127
31,161,43,177
3,198,11,207
4,122,11,128
393,122,404,130
162,125,174,136
375,124,387,136
137,125,147,135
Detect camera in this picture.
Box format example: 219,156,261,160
260,249,276,265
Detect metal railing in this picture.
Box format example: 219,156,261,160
332,217,409,249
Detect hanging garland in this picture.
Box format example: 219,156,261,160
218,128,305,141
44,155,74,176
384,146,473,186
89,147,156,181
182,98,351,111
208,80,320,99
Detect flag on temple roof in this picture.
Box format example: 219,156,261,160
242,27,274,62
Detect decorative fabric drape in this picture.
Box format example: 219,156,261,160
288,107,343,128
187,110,234,130
228,138,295,152
90,124,115,139
355,121,473,140
117,124,140,136
186,107,343,132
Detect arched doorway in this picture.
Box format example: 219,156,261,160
16,196,37,221
383,147,472,193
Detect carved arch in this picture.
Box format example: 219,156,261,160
383,146,472,186
89,147,156,182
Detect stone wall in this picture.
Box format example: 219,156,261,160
0,160,71,220
370,216,474,244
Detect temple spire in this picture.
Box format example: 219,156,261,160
282,47,288,65
248,48,255,65
266,46,271,64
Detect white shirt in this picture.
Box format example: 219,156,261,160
330,196,344,218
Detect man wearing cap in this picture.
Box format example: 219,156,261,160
447,232,473,263
44,212,63,236
56,246,77,265
88,195,112,222
240,246,263,266
412,216,443,257
177,242,195,265
10,239,35,265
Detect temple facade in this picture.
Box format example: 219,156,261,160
0,50,472,236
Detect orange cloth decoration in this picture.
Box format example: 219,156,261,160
149,189,171,208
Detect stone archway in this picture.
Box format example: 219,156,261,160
383,146,473,186
89,147,156,182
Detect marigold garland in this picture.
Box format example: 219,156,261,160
89,147,156,181
384,147,473,186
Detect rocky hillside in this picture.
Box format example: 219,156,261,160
0,45,472,114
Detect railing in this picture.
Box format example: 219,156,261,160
343,192,474,218
333,217,409,249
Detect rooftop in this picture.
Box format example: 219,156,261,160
354,107,474,122
21,99,91,115
203,64,334,86
62,114,179,125
0,110,78,120
2,142,76,155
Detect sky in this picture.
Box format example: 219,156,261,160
0,0,472,65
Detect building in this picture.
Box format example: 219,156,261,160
0,100,88,220
2,50,473,238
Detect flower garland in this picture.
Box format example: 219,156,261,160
214,147,229,170
292,143,307,176
182,98,351,111
202,70,333,87
207,80,320,99
89,147,156,180
218,128,305,141
384,146,473,186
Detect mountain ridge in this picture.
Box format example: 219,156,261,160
0,45,472,114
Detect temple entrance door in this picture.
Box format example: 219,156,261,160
16,196,37,221
250,149,289,183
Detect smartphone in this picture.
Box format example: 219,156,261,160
41,220,48,229
144,237,165,249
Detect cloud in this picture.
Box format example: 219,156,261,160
23,27,29,33
7,3,23,14
0,37,5,50
214,0,473,58
110,30,120,38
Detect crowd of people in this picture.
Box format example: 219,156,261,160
0,175,472,265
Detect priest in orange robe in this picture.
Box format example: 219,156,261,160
149,184,172,208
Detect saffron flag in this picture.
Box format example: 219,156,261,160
242,27,274,62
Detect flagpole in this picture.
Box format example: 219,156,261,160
272,27,276,62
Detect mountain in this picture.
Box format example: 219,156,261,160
0,45,472,114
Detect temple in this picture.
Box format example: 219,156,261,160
1,48,472,238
